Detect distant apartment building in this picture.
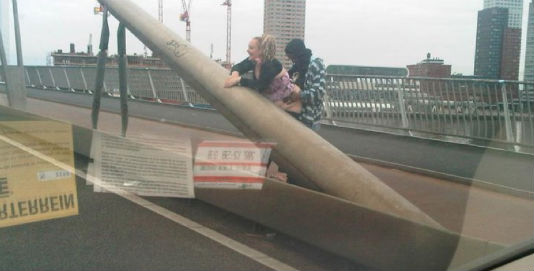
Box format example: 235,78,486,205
407,53,452,78
51,43,167,68
263,0,306,68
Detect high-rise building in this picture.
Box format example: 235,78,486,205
0,0,10,64
484,0,524,27
525,1,534,82
480,0,523,80
474,7,509,79
500,27,522,80
263,0,306,68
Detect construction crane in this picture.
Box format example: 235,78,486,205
210,43,214,59
222,0,231,68
87,33,93,56
180,0,192,42
158,0,163,23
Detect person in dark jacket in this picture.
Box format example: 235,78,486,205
284,39,326,131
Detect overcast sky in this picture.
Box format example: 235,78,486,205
1,0,532,76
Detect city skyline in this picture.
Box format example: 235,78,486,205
0,0,532,78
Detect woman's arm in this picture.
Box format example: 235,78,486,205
225,58,254,88
240,59,282,92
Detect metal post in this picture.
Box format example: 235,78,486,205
443,80,454,134
12,0,22,67
324,76,337,122
91,7,110,129
459,82,469,137
420,80,431,132
413,79,423,130
500,81,514,143
361,77,370,123
508,82,519,140
369,78,380,125
0,31,11,99
381,78,390,126
429,80,438,131
381,78,390,125
485,83,495,139
465,82,475,138
353,77,362,122
98,0,441,228
179,77,191,106
339,77,346,120
80,67,88,91
63,67,73,92
127,85,135,99
474,82,483,139
48,68,57,89
396,82,409,129
36,68,43,88
323,92,334,124
24,68,30,86
117,23,129,137
7,0,26,109
392,79,401,126
147,69,161,103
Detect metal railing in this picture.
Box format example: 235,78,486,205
19,65,209,105
325,75,534,147
2,66,533,147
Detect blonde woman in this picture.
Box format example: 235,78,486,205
224,34,301,113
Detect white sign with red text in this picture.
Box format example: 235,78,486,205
193,141,274,190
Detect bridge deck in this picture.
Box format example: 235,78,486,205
4,93,530,247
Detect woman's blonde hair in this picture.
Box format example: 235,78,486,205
253,34,277,61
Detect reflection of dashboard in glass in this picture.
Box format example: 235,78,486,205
1,0,534,269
